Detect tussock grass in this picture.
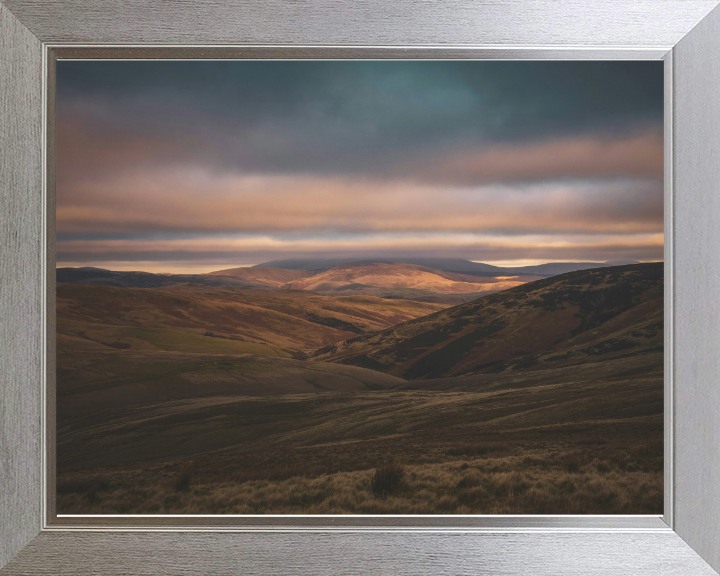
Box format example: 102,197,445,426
370,460,406,497
561,451,585,473
57,443,662,514
174,461,195,492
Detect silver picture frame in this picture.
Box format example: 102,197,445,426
1,1,720,573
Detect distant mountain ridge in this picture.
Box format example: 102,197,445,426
57,258,647,305
254,257,641,277
254,257,506,275
56,263,523,305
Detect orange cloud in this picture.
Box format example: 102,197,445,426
56,232,664,255
56,167,662,235
408,130,663,185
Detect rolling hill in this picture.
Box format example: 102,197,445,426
57,283,447,354
57,262,541,305
314,263,663,380
279,261,540,301
207,266,313,286
57,258,640,306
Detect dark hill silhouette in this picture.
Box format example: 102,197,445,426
314,263,663,380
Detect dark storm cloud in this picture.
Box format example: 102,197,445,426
57,61,663,177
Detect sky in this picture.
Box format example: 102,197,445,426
56,61,664,273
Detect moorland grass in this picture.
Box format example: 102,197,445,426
57,441,662,514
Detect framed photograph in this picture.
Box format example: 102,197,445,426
2,1,720,574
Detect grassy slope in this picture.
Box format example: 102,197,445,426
57,283,447,352
56,264,663,514
315,263,663,379
57,352,662,514
56,347,407,470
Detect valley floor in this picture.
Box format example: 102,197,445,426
57,353,663,514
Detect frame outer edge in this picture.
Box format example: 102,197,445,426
0,1,44,570
1,531,719,576
1,0,719,46
1,0,719,573
672,3,720,573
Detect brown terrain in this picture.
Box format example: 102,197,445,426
57,282,446,353
56,261,663,515
207,266,314,286
277,261,540,296
57,259,544,304
315,263,663,379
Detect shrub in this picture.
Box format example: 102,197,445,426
457,485,488,506
562,452,584,473
174,462,195,492
370,460,406,497
86,477,109,503
596,461,611,474
456,474,481,490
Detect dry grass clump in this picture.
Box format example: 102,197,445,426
370,460,406,497
456,472,481,490
561,451,585,473
174,461,195,492
595,460,611,474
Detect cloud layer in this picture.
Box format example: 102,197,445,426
56,61,664,270
57,168,662,235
